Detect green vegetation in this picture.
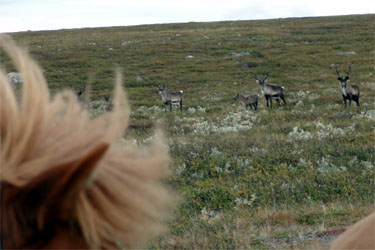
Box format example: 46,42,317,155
2,14,374,249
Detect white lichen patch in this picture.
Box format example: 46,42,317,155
353,110,375,121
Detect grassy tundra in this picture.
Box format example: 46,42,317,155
2,14,374,249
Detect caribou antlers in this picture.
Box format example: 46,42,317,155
335,65,342,78
346,64,352,77
335,64,352,79
254,72,269,81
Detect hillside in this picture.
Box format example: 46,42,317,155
2,14,375,249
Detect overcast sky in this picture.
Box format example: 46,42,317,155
1,0,374,33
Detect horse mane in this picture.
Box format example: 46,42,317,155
330,211,375,249
0,35,176,249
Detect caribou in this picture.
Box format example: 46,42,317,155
104,96,113,111
335,64,360,107
234,93,259,110
75,84,90,108
254,73,286,109
157,86,183,113
76,84,86,103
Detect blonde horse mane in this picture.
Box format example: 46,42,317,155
0,35,176,248
330,211,375,249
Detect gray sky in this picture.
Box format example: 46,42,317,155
1,0,374,33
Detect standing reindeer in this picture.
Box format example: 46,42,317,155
76,84,86,102
76,84,90,108
104,96,113,111
335,64,360,107
157,86,183,113
254,73,286,109
234,93,259,110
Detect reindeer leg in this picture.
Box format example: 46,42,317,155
276,98,281,107
281,95,286,105
266,96,269,108
270,98,273,109
353,95,360,106
180,101,183,112
349,95,352,106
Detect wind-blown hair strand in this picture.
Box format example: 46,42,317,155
0,35,176,249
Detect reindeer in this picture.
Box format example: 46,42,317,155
157,86,183,113
254,73,286,109
104,96,113,111
76,84,85,102
335,64,360,107
234,93,259,110
76,84,90,108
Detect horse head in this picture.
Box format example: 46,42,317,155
0,35,176,249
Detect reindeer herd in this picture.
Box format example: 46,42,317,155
74,64,359,113
152,64,359,113
69,64,368,250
